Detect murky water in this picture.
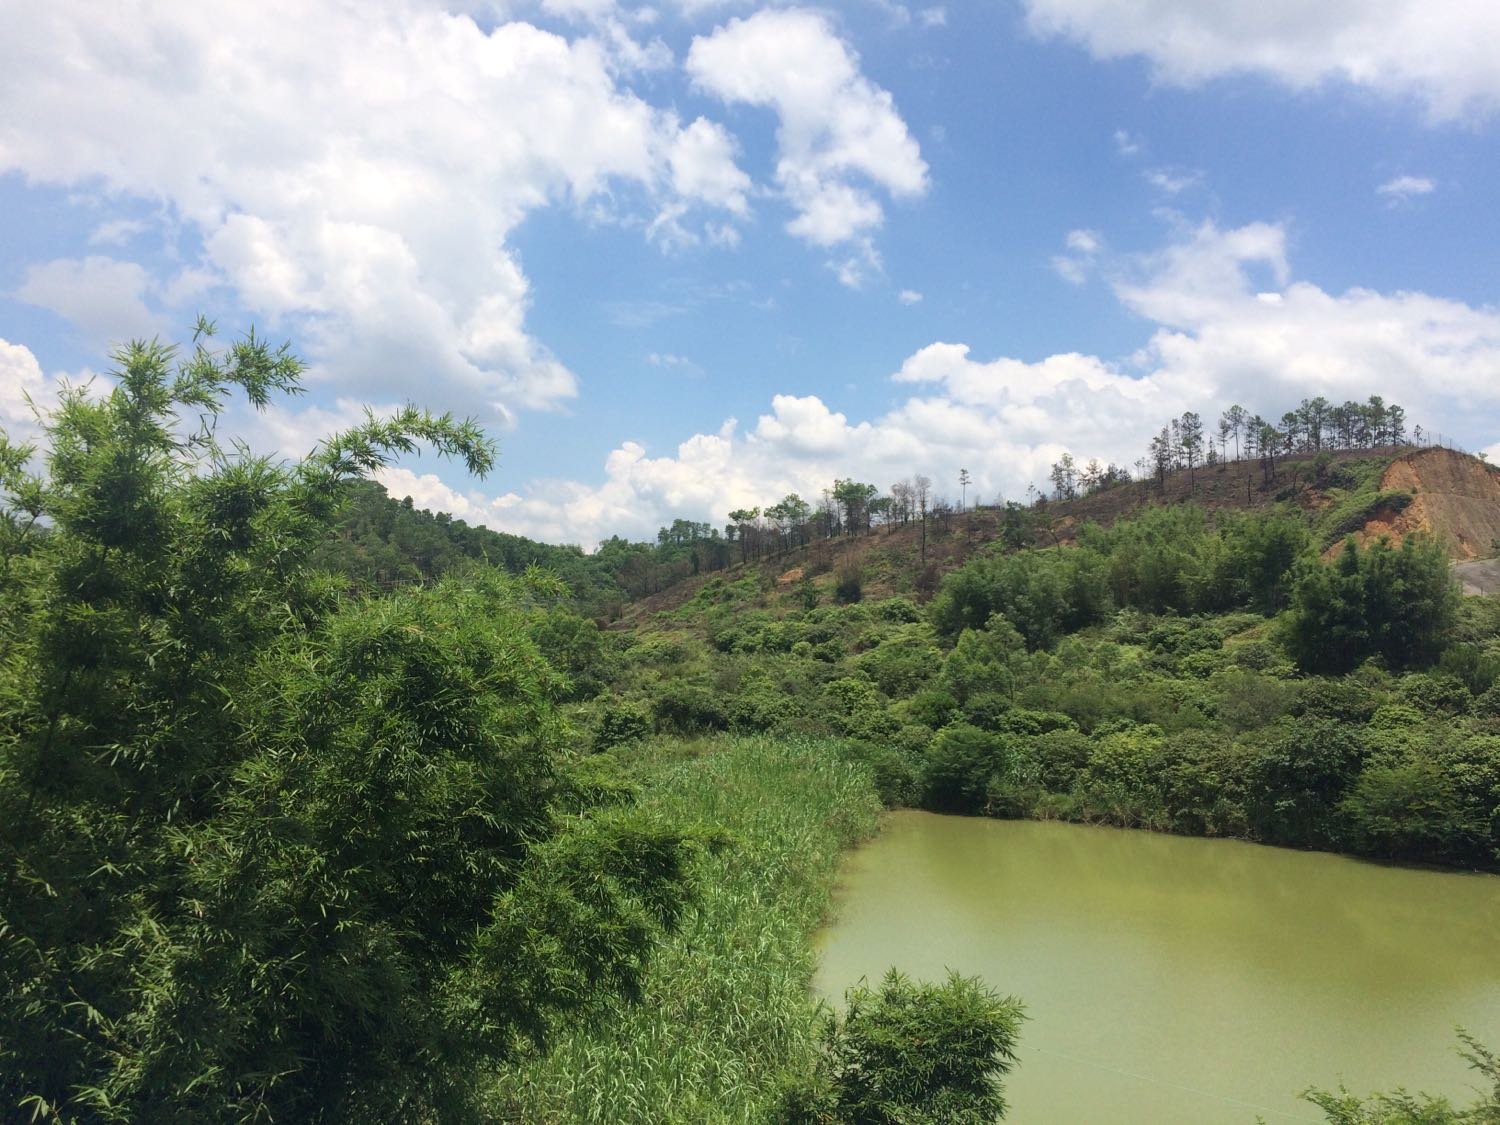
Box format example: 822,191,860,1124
814,811,1500,1123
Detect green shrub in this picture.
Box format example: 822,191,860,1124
596,697,653,750
1398,672,1471,715
963,691,1014,731
905,689,960,730
875,596,924,623
923,724,1018,813
782,970,1025,1125
651,681,730,734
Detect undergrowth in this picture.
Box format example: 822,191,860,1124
487,735,883,1123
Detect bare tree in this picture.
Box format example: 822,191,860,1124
914,474,932,563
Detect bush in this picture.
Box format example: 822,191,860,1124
651,681,730,734
1246,719,1367,847
781,970,1025,1125
595,697,653,750
1398,672,1471,715
1282,536,1458,674
905,689,960,730
834,567,864,605
923,724,1019,813
875,596,924,623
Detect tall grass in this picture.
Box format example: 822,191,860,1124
487,735,882,1123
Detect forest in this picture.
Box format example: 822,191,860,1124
3,330,1498,1122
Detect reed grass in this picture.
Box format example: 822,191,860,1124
487,735,882,1123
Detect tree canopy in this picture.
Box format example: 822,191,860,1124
0,329,701,1122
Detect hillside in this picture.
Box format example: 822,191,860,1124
1343,447,1500,559
615,445,1500,627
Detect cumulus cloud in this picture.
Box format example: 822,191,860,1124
0,2,752,426
898,289,923,305
440,217,1500,547
14,257,163,345
0,338,113,452
1022,0,1500,121
686,8,928,252
0,339,50,445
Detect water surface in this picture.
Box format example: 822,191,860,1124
814,812,1500,1123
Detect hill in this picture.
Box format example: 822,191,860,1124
1343,446,1500,559
614,444,1500,627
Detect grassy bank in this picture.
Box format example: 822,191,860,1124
487,735,883,1123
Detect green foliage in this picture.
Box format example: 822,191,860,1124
651,681,731,735
941,619,1024,703
782,970,1025,1125
922,725,1026,814
602,489,1500,871
932,506,1311,649
492,736,883,1122
1247,719,1367,847
1283,537,1459,674
855,624,941,697
1318,489,1414,546
0,332,699,1122
596,697,654,750
1305,1031,1500,1123
875,596,924,623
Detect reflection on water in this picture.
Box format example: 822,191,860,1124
814,812,1500,1124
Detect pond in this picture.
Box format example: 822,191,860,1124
814,811,1500,1123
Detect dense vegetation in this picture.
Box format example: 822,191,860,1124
584,499,1500,872
4,327,1496,1121
491,734,881,1121
0,334,710,1121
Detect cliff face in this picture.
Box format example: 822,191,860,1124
1346,448,1500,560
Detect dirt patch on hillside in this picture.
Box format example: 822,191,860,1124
1344,448,1500,560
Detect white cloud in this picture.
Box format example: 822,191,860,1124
0,339,49,445
0,339,113,452
1065,228,1101,253
1114,220,1288,327
1145,167,1202,195
437,217,1500,546
647,351,703,375
0,3,751,427
687,8,928,255
667,117,752,215
1023,0,1500,121
898,288,923,305
919,8,947,29
1113,128,1142,156
1377,174,1437,202
14,257,163,345
1053,228,1102,284
88,218,148,247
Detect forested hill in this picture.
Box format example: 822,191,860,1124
611,443,1500,627
320,442,1500,625
313,480,719,616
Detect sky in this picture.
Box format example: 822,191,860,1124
2,0,1499,548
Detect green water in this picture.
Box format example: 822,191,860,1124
813,811,1500,1124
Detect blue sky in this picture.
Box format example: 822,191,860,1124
3,0,1498,546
